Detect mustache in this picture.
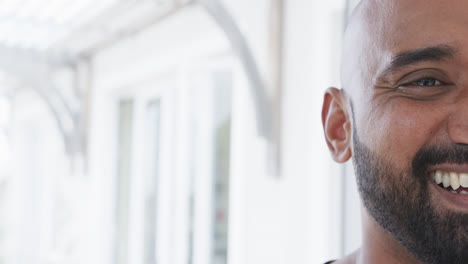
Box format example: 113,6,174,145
412,143,468,175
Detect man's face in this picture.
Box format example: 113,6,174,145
334,0,468,263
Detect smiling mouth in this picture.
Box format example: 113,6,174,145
431,170,468,194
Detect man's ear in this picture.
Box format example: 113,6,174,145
322,87,352,163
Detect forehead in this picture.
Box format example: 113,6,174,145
383,0,468,51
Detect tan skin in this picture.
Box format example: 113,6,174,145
322,0,468,263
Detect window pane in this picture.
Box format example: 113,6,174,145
187,69,233,264
115,100,134,264
143,99,161,264
212,71,232,264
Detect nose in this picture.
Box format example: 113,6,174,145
448,96,468,144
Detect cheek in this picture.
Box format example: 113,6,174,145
363,101,448,168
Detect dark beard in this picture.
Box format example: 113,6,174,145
353,130,468,264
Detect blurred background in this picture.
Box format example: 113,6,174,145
0,0,363,263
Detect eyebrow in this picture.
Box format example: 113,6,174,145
381,45,456,76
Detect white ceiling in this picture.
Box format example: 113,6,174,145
0,0,192,58
0,0,118,50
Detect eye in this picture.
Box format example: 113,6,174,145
399,77,445,88
392,69,455,100
415,78,442,86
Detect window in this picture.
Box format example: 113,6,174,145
142,99,161,264
211,71,232,264
188,67,233,264
115,99,134,264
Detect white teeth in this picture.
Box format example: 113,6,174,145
451,190,458,194
461,173,468,188
443,172,451,188
451,172,461,190
432,170,468,193
435,170,443,184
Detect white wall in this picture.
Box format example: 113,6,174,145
9,90,72,264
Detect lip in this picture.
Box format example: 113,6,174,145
427,163,468,174
429,180,468,211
